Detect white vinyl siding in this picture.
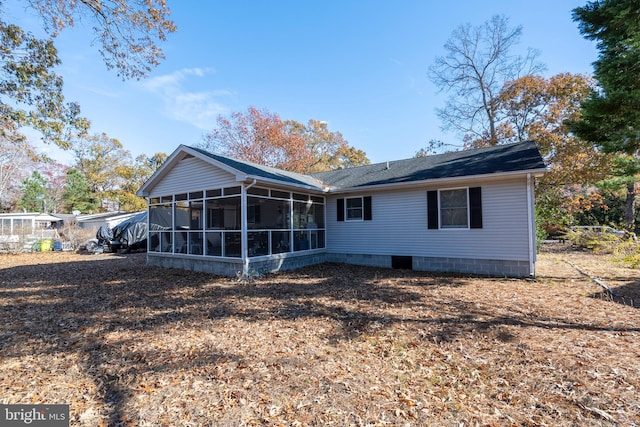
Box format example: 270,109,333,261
326,178,530,261
149,156,237,196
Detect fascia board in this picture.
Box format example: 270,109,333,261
240,175,325,193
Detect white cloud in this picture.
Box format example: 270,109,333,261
140,67,233,129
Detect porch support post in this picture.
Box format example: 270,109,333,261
241,183,249,277
241,179,257,277
526,173,536,276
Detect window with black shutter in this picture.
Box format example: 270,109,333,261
428,187,482,229
363,196,372,221
337,198,344,221
427,190,438,229
469,187,483,229
337,196,372,221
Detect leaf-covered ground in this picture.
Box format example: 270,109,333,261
1,246,639,426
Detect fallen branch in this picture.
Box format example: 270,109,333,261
577,403,615,421
564,260,615,297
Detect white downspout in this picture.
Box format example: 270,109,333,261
241,179,257,277
526,173,535,276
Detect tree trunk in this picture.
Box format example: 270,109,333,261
624,181,637,232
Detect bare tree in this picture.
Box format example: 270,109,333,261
429,15,545,145
0,127,37,211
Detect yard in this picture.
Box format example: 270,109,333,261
1,245,639,426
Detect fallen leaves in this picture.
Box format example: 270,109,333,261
0,248,639,425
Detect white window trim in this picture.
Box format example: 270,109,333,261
345,196,364,222
438,187,470,230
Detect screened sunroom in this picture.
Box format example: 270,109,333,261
146,184,325,273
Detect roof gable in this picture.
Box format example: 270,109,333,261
137,145,324,196
187,146,324,189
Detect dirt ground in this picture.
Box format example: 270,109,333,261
1,244,639,426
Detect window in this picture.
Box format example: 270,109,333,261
427,187,482,230
346,197,363,220
206,198,241,230
337,196,372,222
440,189,468,228
247,197,289,229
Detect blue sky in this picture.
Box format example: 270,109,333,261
8,1,598,165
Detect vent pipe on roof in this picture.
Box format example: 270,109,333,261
386,161,390,170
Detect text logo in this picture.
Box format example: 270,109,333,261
1,405,69,427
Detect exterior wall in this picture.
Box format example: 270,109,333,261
149,156,237,196
143,156,536,277
147,253,243,276
325,177,534,276
326,253,530,277
147,251,327,277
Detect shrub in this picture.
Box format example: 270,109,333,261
564,226,622,253
57,224,96,250
565,226,640,268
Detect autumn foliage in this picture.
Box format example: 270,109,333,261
201,106,370,173
498,73,611,186
201,107,313,173
464,73,615,231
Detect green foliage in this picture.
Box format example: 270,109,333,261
571,0,640,231
71,133,165,212
535,206,549,249
0,17,89,148
25,0,176,80
535,186,575,237
63,168,99,214
573,189,640,235
18,171,48,212
564,226,633,253
617,251,640,269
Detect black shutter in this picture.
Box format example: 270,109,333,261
363,196,372,221
427,191,438,229
469,187,483,229
337,198,344,221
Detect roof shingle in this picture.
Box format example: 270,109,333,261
187,141,545,192
311,141,546,188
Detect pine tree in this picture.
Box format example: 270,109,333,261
62,168,99,214
571,0,640,231
18,171,48,212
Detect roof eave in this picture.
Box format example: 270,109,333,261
240,175,325,193
326,168,548,195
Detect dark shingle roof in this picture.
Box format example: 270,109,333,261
188,146,324,190
186,141,545,192
311,141,546,188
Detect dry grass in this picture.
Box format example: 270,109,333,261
1,246,639,426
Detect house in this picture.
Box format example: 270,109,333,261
0,212,62,251
74,211,144,232
136,140,546,277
